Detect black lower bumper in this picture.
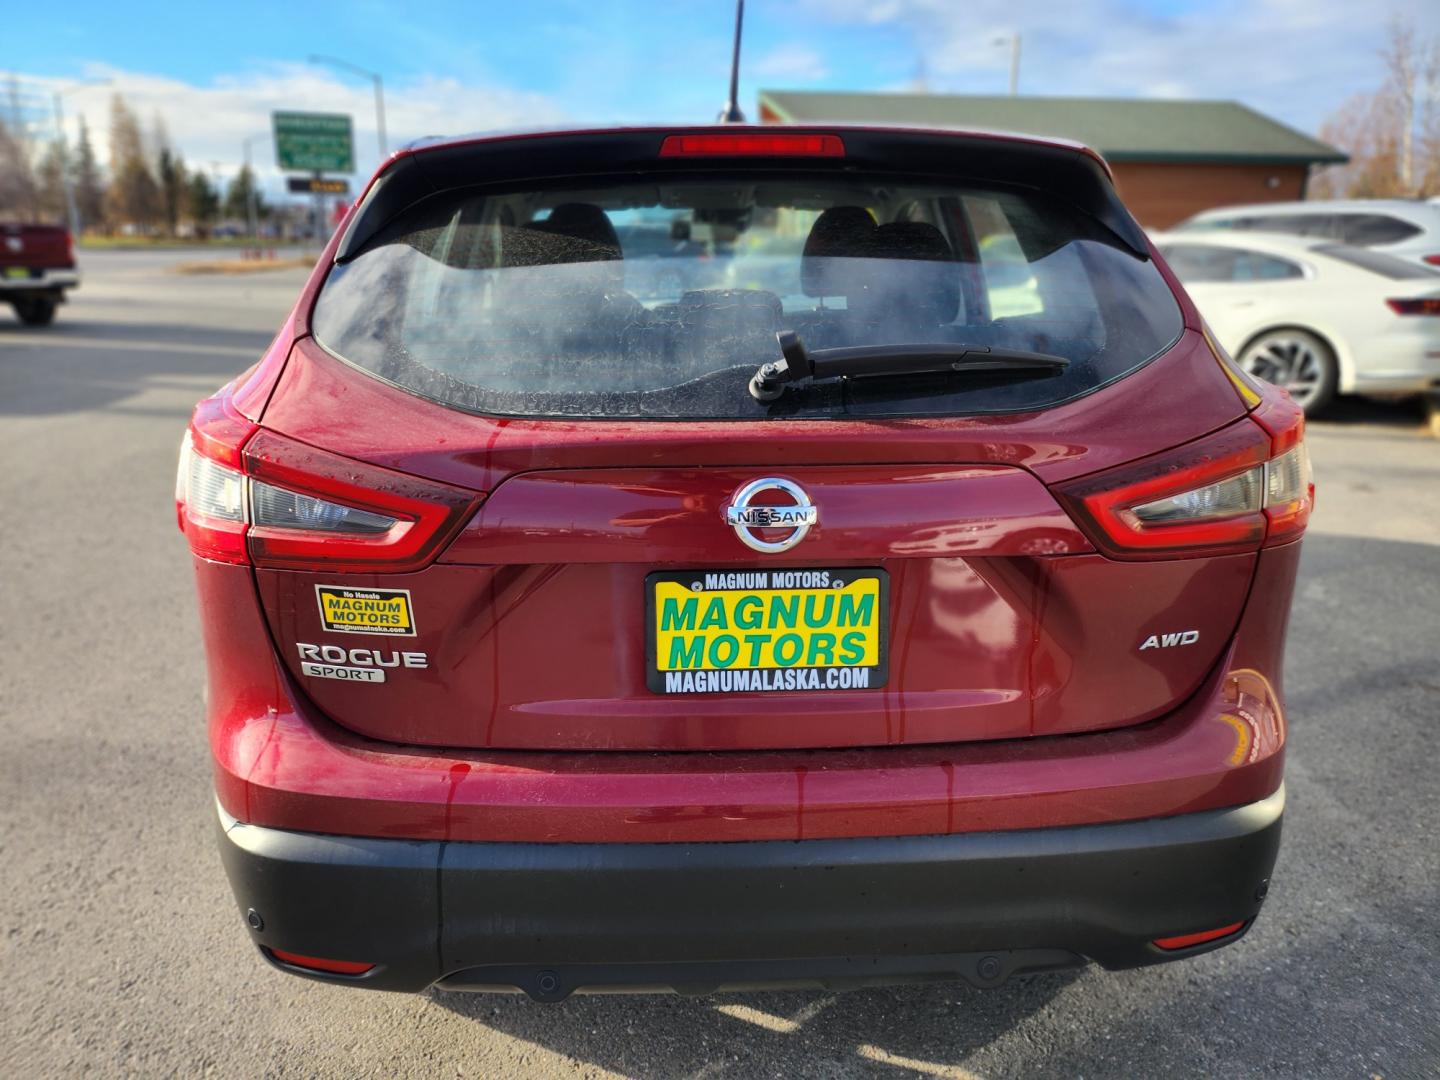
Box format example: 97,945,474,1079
216,787,1283,999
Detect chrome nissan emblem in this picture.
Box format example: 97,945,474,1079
724,477,818,553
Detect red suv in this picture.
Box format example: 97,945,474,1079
178,126,1310,999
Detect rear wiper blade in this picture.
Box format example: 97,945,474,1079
749,331,1069,402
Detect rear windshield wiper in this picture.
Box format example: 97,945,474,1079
749,331,1070,402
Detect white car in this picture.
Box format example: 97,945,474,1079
1151,231,1440,413
1173,199,1440,270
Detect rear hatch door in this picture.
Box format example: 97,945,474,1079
250,128,1257,751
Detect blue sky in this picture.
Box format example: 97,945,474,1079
7,0,1440,196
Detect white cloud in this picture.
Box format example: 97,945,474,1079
18,62,568,199
801,0,1440,133
751,44,829,84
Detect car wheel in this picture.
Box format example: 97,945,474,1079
14,297,57,326
1237,328,1337,414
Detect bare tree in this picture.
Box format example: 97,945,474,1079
34,141,66,223
1313,17,1440,199
1380,17,1420,193
1421,38,1440,195
107,93,159,231
0,116,39,217
0,77,39,219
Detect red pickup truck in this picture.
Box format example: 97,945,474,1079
1,224,79,326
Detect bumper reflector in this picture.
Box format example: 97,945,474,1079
1152,921,1245,951
268,948,375,976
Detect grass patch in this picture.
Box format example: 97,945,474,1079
171,256,316,275
79,235,307,251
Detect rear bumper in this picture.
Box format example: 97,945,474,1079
1344,334,1440,394
217,786,1282,997
204,543,1298,844
0,267,78,292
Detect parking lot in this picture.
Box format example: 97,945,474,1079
2,249,1438,1078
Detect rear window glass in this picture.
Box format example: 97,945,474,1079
1314,244,1439,279
1237,214,1339,238
1337,213,1422,246
1159,244,1304,283
313,173,1183,419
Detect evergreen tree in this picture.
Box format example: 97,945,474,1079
157,147,186,235
73,116,106,231
224,164,265,224
186,171,219,232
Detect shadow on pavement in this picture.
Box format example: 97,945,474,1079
0,313,276,350
0,317,273,417
1312,394,1432,430
431,970,1082,1077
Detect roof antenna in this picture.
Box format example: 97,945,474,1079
718,0,746,123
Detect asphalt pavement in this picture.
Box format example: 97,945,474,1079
2,249,1437,1079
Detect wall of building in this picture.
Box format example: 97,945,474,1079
1111,162,1310,229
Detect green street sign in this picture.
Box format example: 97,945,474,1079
272,111,354,174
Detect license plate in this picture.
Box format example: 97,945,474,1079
646,568,888,694
3,267,30,279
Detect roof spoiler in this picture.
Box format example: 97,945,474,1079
334,127,1150,262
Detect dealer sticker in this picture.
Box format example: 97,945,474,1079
645,568,888,694
315,585,416,636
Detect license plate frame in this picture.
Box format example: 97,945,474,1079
645,567,889,694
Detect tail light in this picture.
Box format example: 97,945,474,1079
1056,393,1312,559
176,391,480,571
1385,297,1440,316
64,230,75,264
659,133,845,157
1422,255,1440,267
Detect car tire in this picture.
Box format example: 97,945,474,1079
1237,328,1337,415
14,297,58,327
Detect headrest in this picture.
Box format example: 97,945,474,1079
866,221,954,263
524,202,623,263
849,221,961,326
500,202,625,303
800,206,876,297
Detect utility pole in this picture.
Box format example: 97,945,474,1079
1007,34,1022,97
308,55,387,160
50,78,112,236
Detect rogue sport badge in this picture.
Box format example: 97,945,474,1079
724,477,818,553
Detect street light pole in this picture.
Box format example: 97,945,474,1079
308,54,387,161
372,73,387,161
1007,34,1022,97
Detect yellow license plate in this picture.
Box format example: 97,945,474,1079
4,267,30,279
646,568,888,694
